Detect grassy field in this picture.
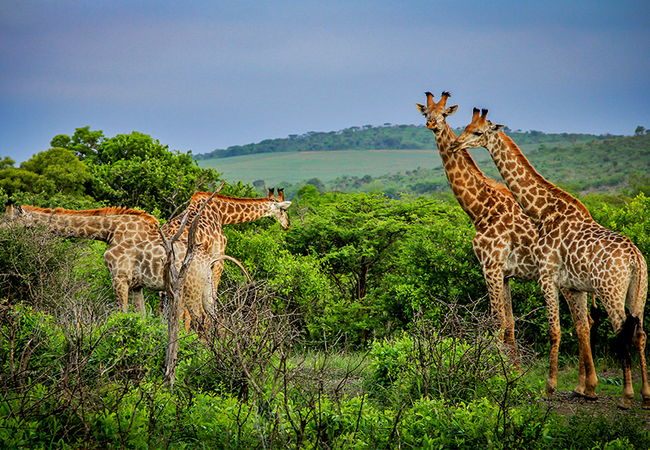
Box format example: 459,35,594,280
198,147,496,185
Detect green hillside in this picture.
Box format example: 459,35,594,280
195,124,650,198
196,124,604,160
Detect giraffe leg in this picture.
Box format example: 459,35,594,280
502,280,519,368
111,276,131,313
563,291,597,399
633,326,650,409
599,299,635,409
539,276,561,397
129,287,146,316
482,267,507,341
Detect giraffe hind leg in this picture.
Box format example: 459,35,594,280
563,290,598,399
633,325,650,409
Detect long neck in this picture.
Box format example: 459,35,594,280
20,206,158,243
209,197,272,225
23,209,117,242
434,124,505,223
486,132,591,226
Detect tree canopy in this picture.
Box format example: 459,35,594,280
1,127,226,219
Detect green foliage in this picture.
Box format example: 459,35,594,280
0,147,91,198
200,131,648,200
0,305,66,386
286,192,431,345
2,304,650,449
4,126,232,218
82,131,223,218
519,133,650,193
223,224,334,341
0,222,107,309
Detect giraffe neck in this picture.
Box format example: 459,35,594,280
434,124,504,223
20,206,156,243
486,132,592,226
205,196,273,225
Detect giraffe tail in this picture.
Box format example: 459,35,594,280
626,249,648,321
210,254,252,282
614,314,640,363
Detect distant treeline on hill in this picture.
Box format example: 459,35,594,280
194,123,615,160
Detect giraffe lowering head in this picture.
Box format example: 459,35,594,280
266,187,292,230
4,201,221,329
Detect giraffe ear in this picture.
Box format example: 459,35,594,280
276,201,292,210
445,105,459,116
491,123,505,133
415,103,427,115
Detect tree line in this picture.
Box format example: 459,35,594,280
195,123,610,160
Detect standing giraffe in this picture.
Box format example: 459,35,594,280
3,202,235,326
416,91,541,364
452,108,650,409
161,188,291,322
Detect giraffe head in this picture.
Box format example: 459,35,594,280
2,199,28,227
266,187,292,229
415,91,458,133
451,108,505,153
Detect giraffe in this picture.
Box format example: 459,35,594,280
3,202,238,327
451,108,650,409
416,91,540,364
160,188,291,325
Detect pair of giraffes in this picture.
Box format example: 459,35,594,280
5,188,292,331
417,91,649,410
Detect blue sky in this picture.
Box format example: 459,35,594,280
1,0,649,163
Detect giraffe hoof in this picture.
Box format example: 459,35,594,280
616,400,632,411
569,391,598,401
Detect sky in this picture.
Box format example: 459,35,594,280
1,0,649,164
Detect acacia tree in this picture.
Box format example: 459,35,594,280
286,192,425,343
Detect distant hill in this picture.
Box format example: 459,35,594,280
194,124,608,160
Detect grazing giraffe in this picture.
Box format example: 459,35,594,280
416,91,540,364
162,187,291,293
3,202,233,326
452,108,650,409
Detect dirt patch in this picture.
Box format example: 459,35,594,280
549,389,650,427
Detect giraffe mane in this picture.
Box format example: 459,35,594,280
21,205,160,224
498,132,592,218
190,192,275,204
484,178,515,199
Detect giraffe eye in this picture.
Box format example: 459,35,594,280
474,131,483,136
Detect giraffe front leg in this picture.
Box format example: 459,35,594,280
540,277,561,397
111,276,131,313
482,267,507,341
563,290,598,399
129,287,146,316
502,280,519,368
